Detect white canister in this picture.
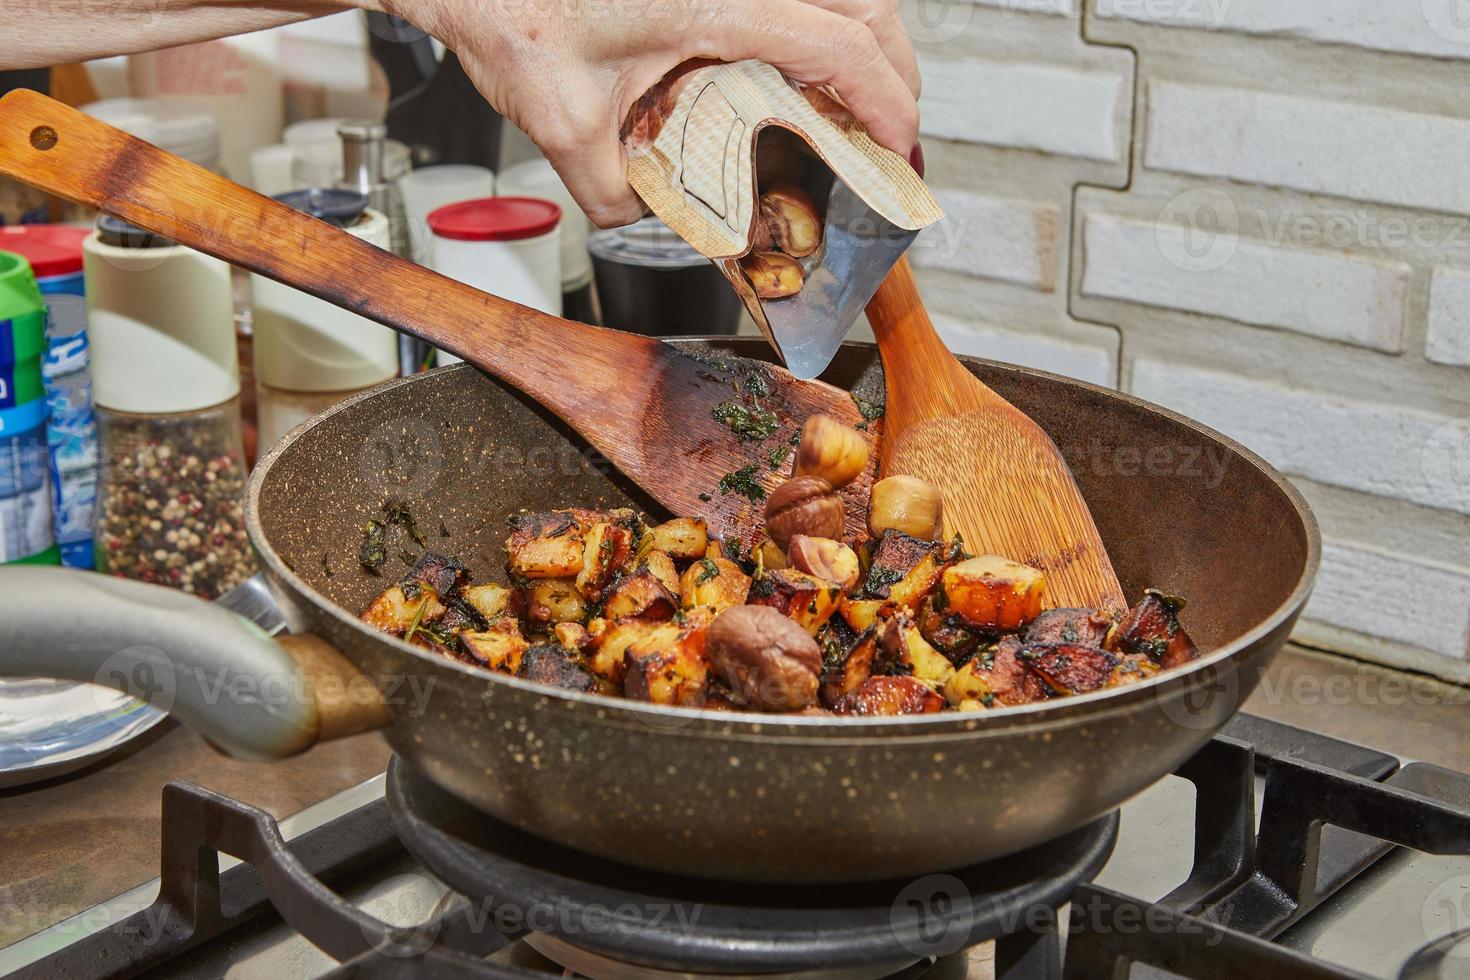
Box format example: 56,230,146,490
251,191,400,448
399,165,495,265
428,198,562,366
83,218,237,414
494,158,590,293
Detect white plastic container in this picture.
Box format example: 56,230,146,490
81,98,221,172
399,165,495,265
495,159,590,293
427,198,562,366
251,191,399,448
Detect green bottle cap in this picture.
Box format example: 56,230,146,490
0,250,47,406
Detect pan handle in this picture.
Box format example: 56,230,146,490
0,567,389,760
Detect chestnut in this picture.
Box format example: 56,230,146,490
788,534,860,590
759,185,822,258
764,476,844,550
740,251,804,299
868,475,943,540
706,604,822,710
794,414,869,489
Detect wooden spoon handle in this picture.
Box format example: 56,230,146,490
0,89,652,401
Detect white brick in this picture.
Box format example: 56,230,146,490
1096,0,1470,62
1079,214,1409,352
1307,542,1470,662
977,0,1075,14
1130,361,1470,517
912,190,1061,291
1144,82,1470,217
934,314,1116,386
918,56,1125,161
1428,266,1470,367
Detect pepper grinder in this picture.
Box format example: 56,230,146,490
337,121,420,374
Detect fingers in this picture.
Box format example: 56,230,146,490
516,81,650,229
682,0,920,155
795,0,920,98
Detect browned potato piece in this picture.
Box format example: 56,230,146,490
755,537,788,572
602,566,679,622
507,512,585,579
624,610,713,706
642,550,681,598
943,637,1043,708
747,568,842,634
865,530,943,610
1024,644,1119,696
680,556,752,613
362,585,445,636
879,616,955,688
941,555,1045,630
588,619,659,685
517,645,597,692
461,583,512,621
554,621,589,651
462,620,528,674
839,597,888,633
916,597,984,666
575,520,635,599
1108,653,1161,689
405,551,470,595
1107,591,1198,669
830,676,945,716
649,517,708,562
1025,608,1113,648
820,627,878,706
524,577,590,626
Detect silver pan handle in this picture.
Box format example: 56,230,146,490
0,567,388,759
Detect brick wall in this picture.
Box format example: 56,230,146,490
897,0,1470,681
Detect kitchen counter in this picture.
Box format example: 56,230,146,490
1,643,1466,955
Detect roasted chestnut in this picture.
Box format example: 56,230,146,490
764,475,844,549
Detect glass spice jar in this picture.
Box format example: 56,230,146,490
95,399,252,598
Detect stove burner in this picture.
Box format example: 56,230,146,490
385,758,1119,977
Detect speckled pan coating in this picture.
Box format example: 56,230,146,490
246,339,1319,883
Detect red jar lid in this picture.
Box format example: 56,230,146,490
0,224,89,278
428,197,561,242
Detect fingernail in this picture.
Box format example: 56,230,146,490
908,142,925,179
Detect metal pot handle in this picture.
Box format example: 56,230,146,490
0,567,389,760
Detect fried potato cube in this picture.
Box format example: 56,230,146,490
679,556,752,613
1107,590,1199,669
405,551,470,595
574,520,635,600
624,612,713,707
1025,608,1113,648
879,615,955,688
943,637,1044,708
461,583,512,621
916,597,984,666
830,676,945,716
1022,643,1119,696
864,530,943,610
523,577,590,625
554,621,590,652
839,597,889,633
819,627,878,707
461,620,529,674
1108,653,1161,689
748,568,842,635
941,555,1045,631
507,511,585,579
517,644,597,692
588,619,659,686
642,550,681,598
361,585,445,636
602,566,679,622
649,517,708,562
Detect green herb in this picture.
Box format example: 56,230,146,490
695,557,721,584
821,634,845,669
766,444,791,470
713,400,781,442
698,492,712,503
320,554,334,578
932,577,949,612
864,564,903,596
358,520,389,574
399,549,418,566
744,371,770,397
718,464,766,502
750,576,778,598
980,692,995,707
382,499,425,546
851,393,885,429
439,522,451,538
401,580,422,600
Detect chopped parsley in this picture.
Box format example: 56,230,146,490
698,492,712,502
358,520,389,574
695,557,721,584
718,464,766,502
713,400,781,442
851,393,885,429
767,444,791,470
744,371,770,397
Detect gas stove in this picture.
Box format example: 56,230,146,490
3,709,1469,980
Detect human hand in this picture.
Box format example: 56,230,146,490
392,0,921,227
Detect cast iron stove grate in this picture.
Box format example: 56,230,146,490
12,714,1470,980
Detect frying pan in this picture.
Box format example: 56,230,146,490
0,341,1318,882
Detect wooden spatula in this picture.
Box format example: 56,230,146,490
0,89,876,541
864,257,1126,615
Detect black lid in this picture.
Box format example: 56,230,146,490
95,214,175,249
273,188,368,227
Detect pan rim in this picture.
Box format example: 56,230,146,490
246,346,1320,738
